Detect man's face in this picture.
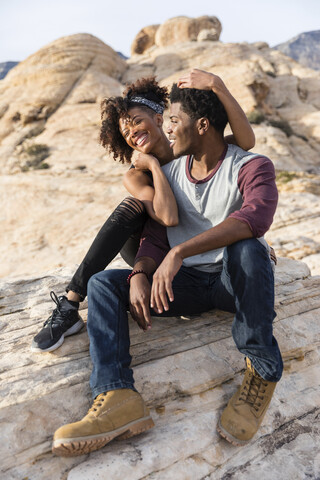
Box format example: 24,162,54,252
167,103,198,157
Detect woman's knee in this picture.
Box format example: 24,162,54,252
116,197,146,219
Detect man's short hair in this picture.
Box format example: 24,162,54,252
170,84,228,133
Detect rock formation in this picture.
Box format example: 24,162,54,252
131,24,160,55
1,15,320,480
1,256,319,479
154,15,222,48
274,30,320,71
131,16,222,55
1,23,320,279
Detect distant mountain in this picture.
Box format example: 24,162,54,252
0,61,19,79
117,51,128,60
274,30,320,70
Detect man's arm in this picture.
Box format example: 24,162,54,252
150,217,252,313
177,69,255,151
151,157,278,312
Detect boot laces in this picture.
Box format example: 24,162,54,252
43,291,71,339
239,371,268,412
88,393,107,413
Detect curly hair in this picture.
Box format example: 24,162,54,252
170,84,228,133
100,78,169,164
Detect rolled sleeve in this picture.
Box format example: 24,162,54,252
229,157,278,237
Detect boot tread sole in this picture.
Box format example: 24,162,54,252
52,415,154,457
217,419,252,447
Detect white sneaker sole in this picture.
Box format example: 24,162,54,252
52,415,155,457
30,318,84,353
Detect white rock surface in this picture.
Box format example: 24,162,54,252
1,257,319,479
1,22,320,280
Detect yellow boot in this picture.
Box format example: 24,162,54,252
218,358,277,446
52,389,154,456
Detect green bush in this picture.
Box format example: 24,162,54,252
21,143,51,171
268,119,293,137
247,110,266,125
276,170,298,184
25,143,49,158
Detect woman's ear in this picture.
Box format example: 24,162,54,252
155,114,164,127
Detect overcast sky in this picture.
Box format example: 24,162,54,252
1,0,319,62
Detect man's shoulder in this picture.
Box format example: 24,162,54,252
227,144,272,168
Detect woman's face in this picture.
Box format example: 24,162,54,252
119,107,163,154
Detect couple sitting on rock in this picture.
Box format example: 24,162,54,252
31,69,282,454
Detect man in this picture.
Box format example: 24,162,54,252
52,74,282,456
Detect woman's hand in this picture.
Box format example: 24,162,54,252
177,68,227,95
129,273,152,331
131,151,159,171
178,68,255,151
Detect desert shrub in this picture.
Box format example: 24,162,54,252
247,110,265,124
36,162,50,170
276,170,298,184
21,143,50,171
268,119,293,137
25,144,49,159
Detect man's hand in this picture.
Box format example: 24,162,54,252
131,151,159,171
151,248,183,313
129,273,152,331
177,68,227,95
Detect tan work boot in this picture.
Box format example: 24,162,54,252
217,358,277,446
52,388,154,456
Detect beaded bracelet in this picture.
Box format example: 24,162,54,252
127,269,148,285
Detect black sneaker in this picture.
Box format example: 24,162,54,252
31,291,84,352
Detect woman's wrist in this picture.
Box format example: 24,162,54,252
149,156,160,171
127,269,149,285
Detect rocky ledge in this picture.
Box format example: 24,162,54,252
1,257,319,479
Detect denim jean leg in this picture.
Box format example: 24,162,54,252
221,239,283,382
87,268,135,398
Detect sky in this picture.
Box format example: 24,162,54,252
1,0,319,62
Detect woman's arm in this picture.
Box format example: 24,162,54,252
123,154,178,227
177,69,255,151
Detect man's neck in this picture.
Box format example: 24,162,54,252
191,134,227,180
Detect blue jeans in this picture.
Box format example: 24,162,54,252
87,239,283,398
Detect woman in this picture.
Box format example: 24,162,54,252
31,69,255,352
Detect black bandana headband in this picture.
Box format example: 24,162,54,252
128,96,164,114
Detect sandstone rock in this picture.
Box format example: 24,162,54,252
1,257,319,479
0,33,126,171
131,25,159,55
197,28,221,42
1,19,320,290
251,41,269,50
265,172,320,276
155,15,222,48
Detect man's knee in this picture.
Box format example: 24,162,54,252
88,271,113,296
225,239,269,274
